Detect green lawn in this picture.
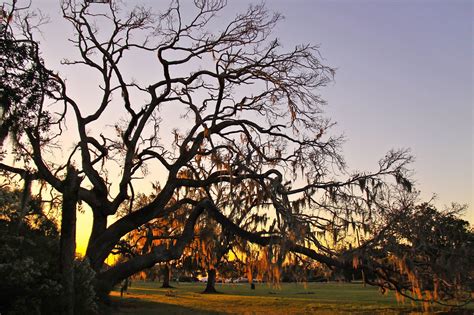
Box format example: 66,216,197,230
109,281,473,314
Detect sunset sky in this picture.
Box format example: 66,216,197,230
30,0,472,252
260,0,473,220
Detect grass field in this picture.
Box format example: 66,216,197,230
109,281,473,314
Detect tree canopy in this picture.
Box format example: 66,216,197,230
0,0,472,309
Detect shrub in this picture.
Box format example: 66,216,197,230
0,187,98,314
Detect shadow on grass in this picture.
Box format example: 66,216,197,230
108,295,225,315
107,283,474,315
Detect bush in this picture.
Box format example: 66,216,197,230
0,187,98,314
74,259,98,314
0,188,62,314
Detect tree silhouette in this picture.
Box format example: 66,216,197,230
3,1,469,308
353,202,473,306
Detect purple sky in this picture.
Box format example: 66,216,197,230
264,0,473,221
31,0,472,231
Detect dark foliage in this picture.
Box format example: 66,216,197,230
0,7,59,146
0,187,97,314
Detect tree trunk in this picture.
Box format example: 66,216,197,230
86,181,179,273
94,201,208,296
161,264,173,288
86,211,108,272
60,167,81,315
203,268,218,294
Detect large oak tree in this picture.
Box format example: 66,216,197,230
2,0,471,309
